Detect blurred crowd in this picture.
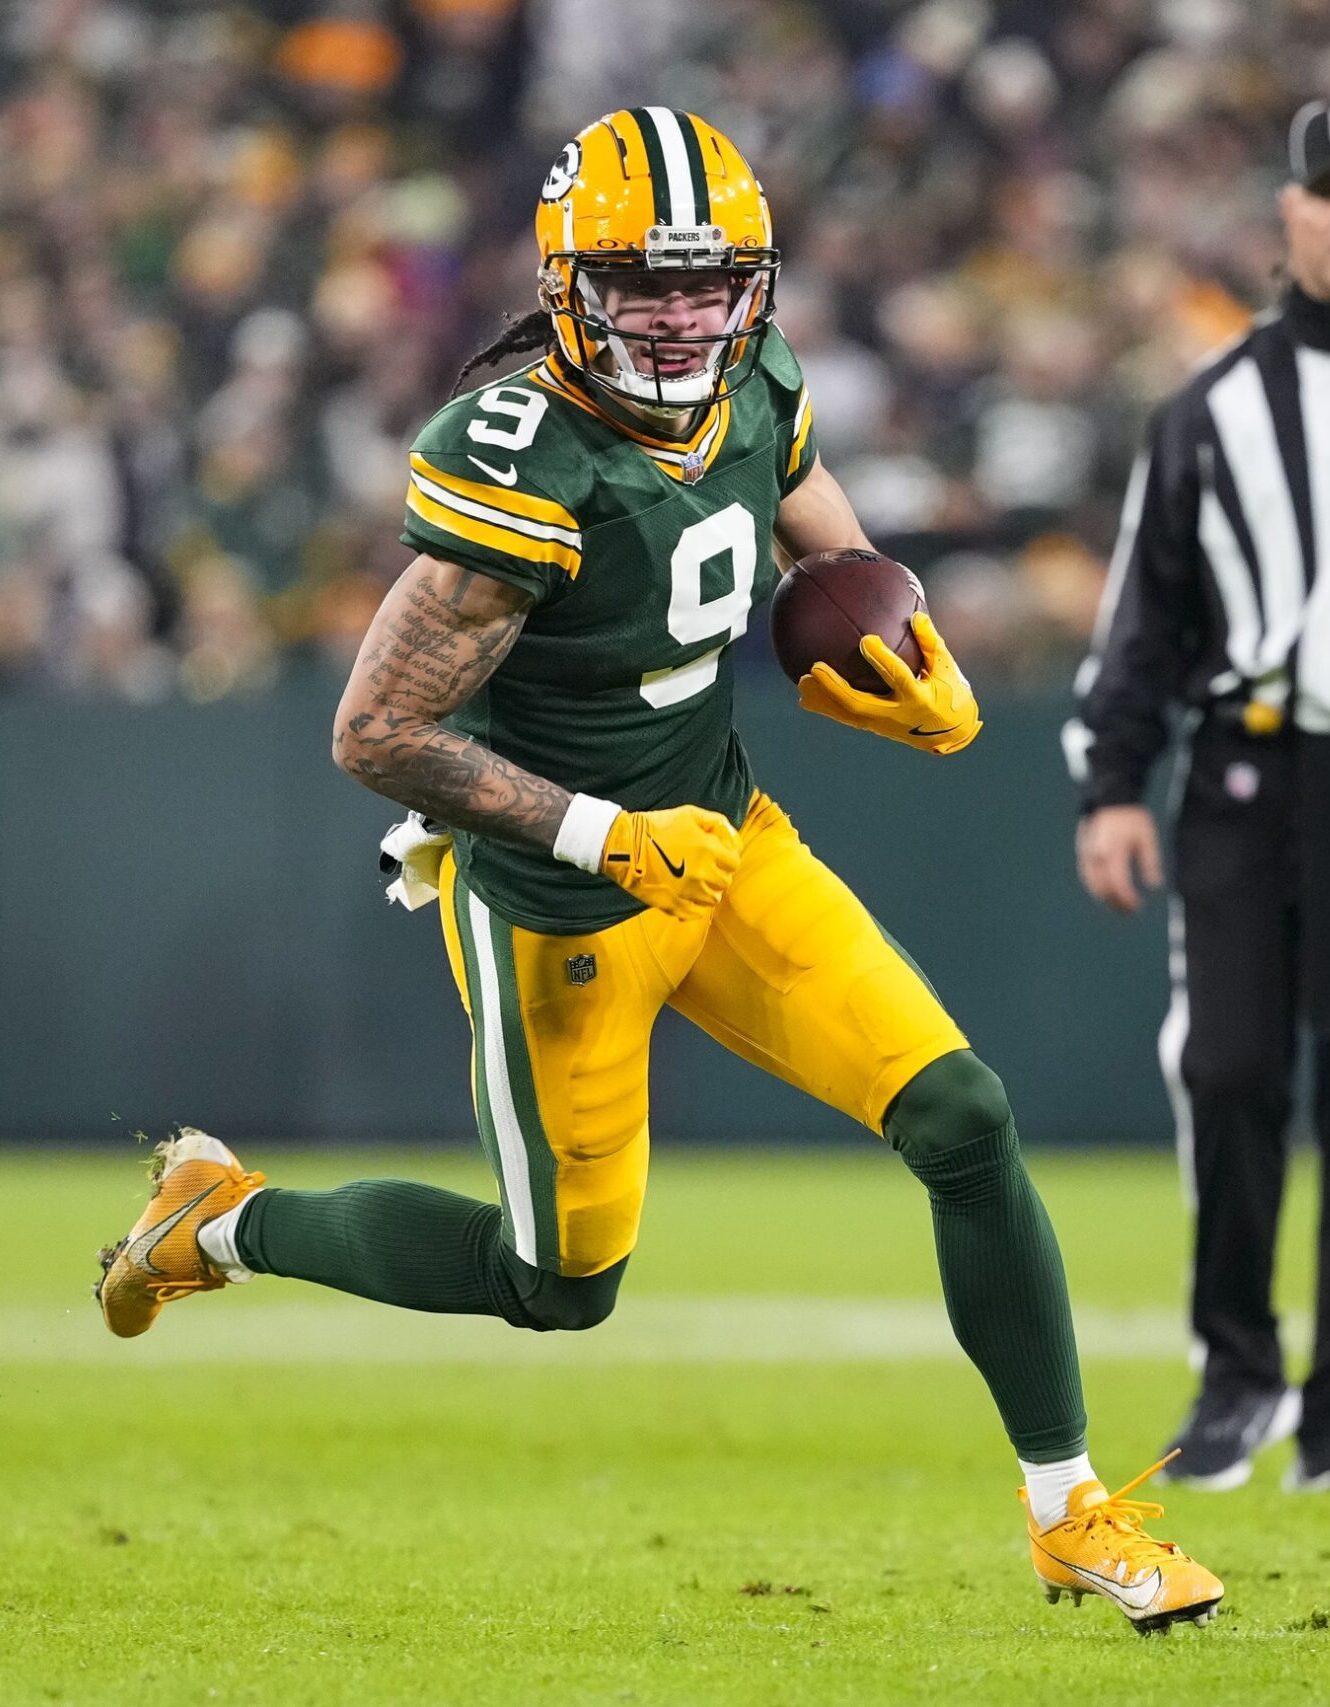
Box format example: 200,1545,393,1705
0,0,1322,699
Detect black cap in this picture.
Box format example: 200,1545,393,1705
1290,101,1330,190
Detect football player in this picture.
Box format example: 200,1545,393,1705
98,109,1220,1632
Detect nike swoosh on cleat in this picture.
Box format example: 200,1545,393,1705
909,723,960,738
1044,1555,1163,1614
467,455,518,486
651,839,686,879
125,1183,223,1277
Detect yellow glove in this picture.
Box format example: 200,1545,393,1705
797,611,982,755
600,804,741,921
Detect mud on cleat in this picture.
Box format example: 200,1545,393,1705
95,1128,265,1338
1022,1452,1224,1635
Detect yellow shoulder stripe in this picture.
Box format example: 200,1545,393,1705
786,387,814,477
405,484,580,577
408,453,578,531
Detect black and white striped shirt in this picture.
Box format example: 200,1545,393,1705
1067,286,1330,810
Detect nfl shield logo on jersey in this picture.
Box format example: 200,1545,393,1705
565,953,598,986
682,451,705,485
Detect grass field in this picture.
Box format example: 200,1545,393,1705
4,1142,1328,1707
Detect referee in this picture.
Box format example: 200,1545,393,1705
1067,104,1330,1493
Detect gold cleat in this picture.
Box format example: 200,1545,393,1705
95,1129,265,1338
1022,1452,1224,1635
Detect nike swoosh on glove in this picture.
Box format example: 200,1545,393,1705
797,611,982,755
600,805,741,920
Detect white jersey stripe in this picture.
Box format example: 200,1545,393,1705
1197,469,1263,678
1088,446,1150,658
1206,356,1306,672
1157,897,1196,1215
410,472,582,549
1293,347,1330,731
643,107,696,226
1291,100,1322,184
468,891,537,1265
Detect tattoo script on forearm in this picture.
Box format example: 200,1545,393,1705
335,563,571,852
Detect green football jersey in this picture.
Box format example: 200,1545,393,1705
399,326,818,933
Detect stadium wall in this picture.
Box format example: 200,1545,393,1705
2,660,1175,1146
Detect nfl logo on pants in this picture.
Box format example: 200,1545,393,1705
565,953,597,986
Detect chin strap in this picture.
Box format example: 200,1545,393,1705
707,272,762,371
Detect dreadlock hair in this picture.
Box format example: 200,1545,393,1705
450,309,554,399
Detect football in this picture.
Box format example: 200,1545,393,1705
770,548,927,694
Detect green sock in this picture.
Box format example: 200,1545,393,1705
886,1053,1088,1462
234,1180,626,1332
236,1182,519,1315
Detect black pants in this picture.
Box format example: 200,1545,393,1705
1170,725,1330,1446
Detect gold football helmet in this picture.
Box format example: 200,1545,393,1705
534,108,780,419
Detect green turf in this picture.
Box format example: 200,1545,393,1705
3,1144,1328,1706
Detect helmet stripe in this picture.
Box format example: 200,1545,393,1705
627,107,673,224
678,114,713,226
640,106,698,226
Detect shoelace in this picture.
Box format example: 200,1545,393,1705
1060,1451,1184,1568
151,1276,226,1303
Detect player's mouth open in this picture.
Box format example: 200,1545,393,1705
649,349,703,377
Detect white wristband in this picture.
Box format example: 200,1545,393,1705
553,792,623,874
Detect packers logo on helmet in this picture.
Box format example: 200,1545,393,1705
534,108,780,423
541,139,582,204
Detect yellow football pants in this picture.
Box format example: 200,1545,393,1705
440,791,968,1276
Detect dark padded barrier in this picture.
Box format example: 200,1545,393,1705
0,657,1172,1145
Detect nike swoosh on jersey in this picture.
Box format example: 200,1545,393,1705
467,455,518,486
909,723,960,738
651,839,686,879
1044,1555,1163,1613
125,1183,223,1276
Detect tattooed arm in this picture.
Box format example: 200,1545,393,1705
333,554,571,852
